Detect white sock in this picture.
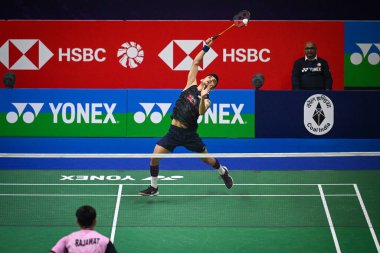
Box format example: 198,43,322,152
151,177,158,188
217,166,225,175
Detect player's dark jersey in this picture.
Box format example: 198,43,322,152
172,85,204,131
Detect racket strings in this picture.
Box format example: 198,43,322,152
233,10,251,28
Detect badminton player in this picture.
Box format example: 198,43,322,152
139,37,233,196
50,205,117,253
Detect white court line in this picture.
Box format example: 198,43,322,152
318,184,341,253
0,183,357,186
110,184,122,243
0,193,357,197
1,152,380,158
354,184,380,252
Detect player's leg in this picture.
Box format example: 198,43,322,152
139,144,170,196
184,132,234,189
150,144,171,186
139,126,178,196
200,148,234,189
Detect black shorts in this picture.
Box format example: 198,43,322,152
156,125,206,153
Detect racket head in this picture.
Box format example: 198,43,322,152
233,10,251,27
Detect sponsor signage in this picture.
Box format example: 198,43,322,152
303,94,334,135
127,89,255,138
0,88,255,138
256,90,380,138
344,22,380,88
0,89,128,137
0,21,344,90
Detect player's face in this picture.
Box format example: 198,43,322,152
202,76,217,90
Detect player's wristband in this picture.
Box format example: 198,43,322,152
202,45,210,52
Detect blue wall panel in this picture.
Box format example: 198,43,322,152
256,90,380,138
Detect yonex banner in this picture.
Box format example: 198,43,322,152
344,22,380,89
255,90,380,138
127,89,255,138
0,21,344,90
0,89,255,137
0,89,128,137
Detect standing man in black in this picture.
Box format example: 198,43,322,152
291,41,333,90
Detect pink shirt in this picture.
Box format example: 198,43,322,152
51,229,110,253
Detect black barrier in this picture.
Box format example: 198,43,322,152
255,90,380,138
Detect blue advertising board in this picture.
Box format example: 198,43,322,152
255,90,380,138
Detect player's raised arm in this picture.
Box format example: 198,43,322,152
186,38,214,89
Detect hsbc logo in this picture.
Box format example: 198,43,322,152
134,103,171,124
0,39,54,70
159,40,218,71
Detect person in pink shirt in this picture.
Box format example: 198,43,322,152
50,205,117,253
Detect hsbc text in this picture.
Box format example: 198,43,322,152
223,48,270,62
58,48,106,62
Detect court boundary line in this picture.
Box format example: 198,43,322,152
110,184,122,243
1,152,380,158
354,184,380,253
0,183,357,186
0,193,358,197
319,184,341,253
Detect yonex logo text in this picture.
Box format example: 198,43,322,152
134,103,171,124
50,103,117,124
60,175,184,181
6,103,44,123
350,43,380,65
198,103,245,124
6,102,117,124
302,67,322,73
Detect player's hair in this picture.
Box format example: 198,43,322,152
207,73,219,88
76,205,96,228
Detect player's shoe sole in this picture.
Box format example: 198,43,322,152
139,186,159,196
220,166,233,189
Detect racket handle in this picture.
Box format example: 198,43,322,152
212,35,220,40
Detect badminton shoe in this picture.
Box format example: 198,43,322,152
139,186,159,196
220,166,234,189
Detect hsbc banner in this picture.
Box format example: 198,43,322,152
0,89,254,137
255,90,380,138
0,89,127,137
0,21,343,90
127,89,255,138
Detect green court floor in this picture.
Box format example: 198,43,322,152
0,170,379,253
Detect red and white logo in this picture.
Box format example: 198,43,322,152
0,39,54,70
159,40,218,71
117,41,144,68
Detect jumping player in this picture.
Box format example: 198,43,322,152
139,37,233,196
